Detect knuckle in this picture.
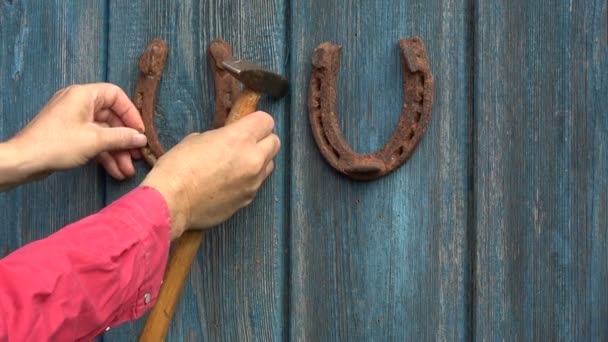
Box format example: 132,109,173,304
256,111,275,129
247,186,258,198
64,85,87,100
53,88,65,97
179,132,201,146
227,126,249,143
66,84,83,94
118,129,131,143
242,195,255,207
248,153,266,173
106,83,123,97
267,160,275,173
185,132,199,140
93,128,107,148
272,134,281,150
104,82,119,91
241,129,254,141
243,185,259,202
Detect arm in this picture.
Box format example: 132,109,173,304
0,186,171,341
0,82,279,340
0,141,42,192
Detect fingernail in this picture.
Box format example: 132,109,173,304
131,133,147,146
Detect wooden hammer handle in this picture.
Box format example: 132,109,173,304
224,89,261,125
138,231,203,341
138,90,261,342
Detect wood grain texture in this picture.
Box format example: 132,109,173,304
290,0,471,340
473,0,608,340
103,1,288,340
0,1,105,260
1,1,606,340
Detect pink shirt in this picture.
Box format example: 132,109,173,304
0,186,171,341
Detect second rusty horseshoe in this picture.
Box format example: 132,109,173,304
135,39,243,341
207,39,242,128
308,37,434,180
134,39,240,165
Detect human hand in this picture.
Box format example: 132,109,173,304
7,83,147,180
141,111,280,239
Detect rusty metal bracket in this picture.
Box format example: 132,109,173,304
134,39,240,166
308,37,434,180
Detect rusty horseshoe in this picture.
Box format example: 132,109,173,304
308,37,434,180
137,38,289,341
207,39,243,129
134,39,239,166
133,39,168,166
135,39,245,341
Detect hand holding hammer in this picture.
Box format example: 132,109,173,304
138,43,288,342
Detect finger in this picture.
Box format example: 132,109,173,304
101,112,147,156
86,83,144,131
101,116,141,168
95,126,147,152
50,86,70,100
229,111,275,141
96,152,126,180
97,109,148,157
263,160,275,178
130,148,142,159
100,110,141,135
112,151,136,178
96,121,110,128
94,109,118,125
257,133,281,163
255,160,275,186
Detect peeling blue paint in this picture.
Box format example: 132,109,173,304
11,27,27,81
10,0,28,81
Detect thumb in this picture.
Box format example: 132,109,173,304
96,126,147,152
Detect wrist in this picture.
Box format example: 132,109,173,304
0,140,48,190
141,173,190,240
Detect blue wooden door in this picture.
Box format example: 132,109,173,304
1,0,606,341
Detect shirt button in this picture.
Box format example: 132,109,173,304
144,292,151,304
105,327,111,332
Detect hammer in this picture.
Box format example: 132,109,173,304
139,58,288,342
222,59,289,124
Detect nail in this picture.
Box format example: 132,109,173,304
132,133,148,146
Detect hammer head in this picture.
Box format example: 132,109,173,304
222,60,289,98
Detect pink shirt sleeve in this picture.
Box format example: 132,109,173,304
0,186,171,341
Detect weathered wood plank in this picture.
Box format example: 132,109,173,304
290,0,471,340
473,0,608,340
0,1,106,256
104,1,288,340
